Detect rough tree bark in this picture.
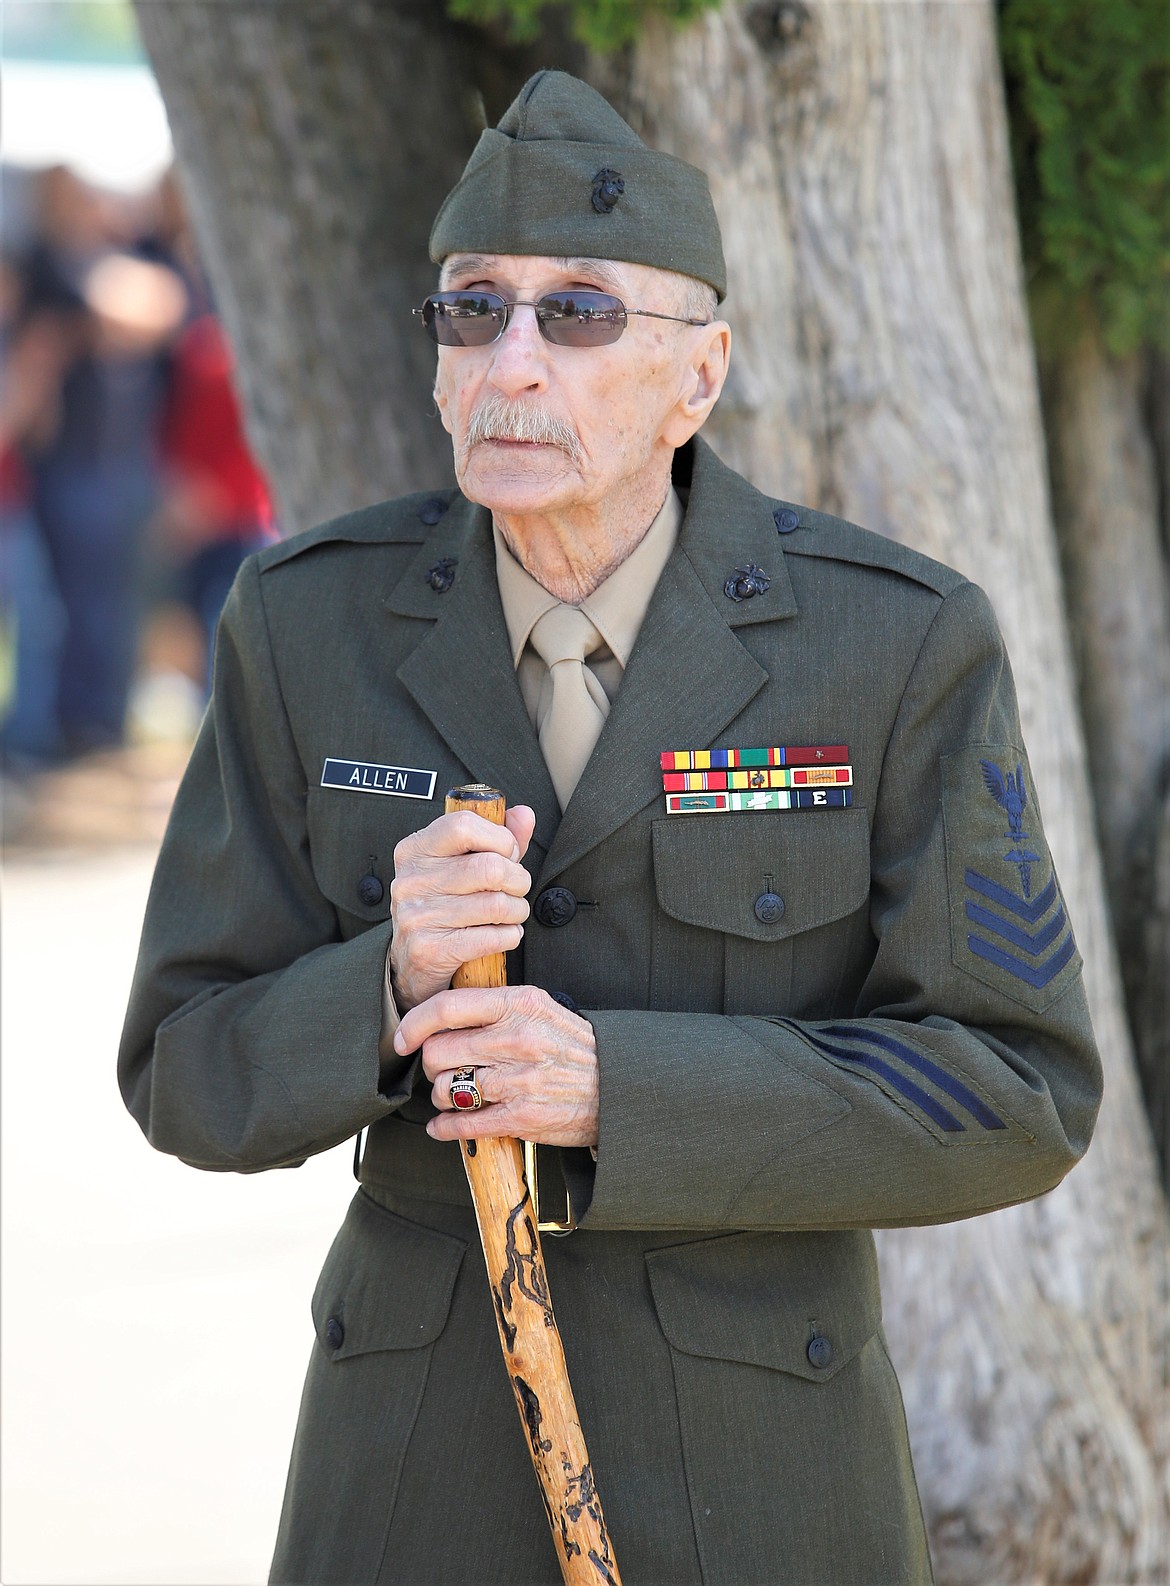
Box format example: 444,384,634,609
590,3,1168,1580
137,0,1170,1580
1040,327,1170,1189
136,1,475,532
133,0,587,535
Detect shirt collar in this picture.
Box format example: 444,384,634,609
493,528,559,670
581,487,682,666
493,487,683,669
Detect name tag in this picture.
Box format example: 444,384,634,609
321,758,437,800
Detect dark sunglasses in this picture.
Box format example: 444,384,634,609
414,289,709,348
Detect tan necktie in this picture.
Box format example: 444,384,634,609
529,604,610,810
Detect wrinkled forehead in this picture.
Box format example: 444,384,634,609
438,253,629,290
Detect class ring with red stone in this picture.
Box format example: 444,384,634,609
450,1066,483,1111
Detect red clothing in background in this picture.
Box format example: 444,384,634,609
159,313,273,539
0,447,30,512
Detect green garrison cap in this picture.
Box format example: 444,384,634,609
429,70,726,301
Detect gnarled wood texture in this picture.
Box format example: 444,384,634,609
445,785,620,1586
1041,327,1170,1191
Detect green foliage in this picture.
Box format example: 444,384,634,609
999,0,1170,354
4,1,144,66
445,0,723,53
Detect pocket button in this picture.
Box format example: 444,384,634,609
807,1334,833,1369
357,873,384,907
753,890,785,925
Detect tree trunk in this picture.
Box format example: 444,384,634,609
1039,326,1170,1190
137,0,1170,1579
1150,351,1170,563
1127,778,1170,1182
134,0,584,535
594,3,1168,1580
1140,349,1170,1172
135,0,480,533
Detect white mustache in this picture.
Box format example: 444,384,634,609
465,395,583,462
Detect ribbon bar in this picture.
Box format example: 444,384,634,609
664,766,853,792
666,788,854,814
660,745,849,771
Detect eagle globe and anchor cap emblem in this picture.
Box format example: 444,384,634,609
591,167,625,214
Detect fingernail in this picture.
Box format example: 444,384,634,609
425,1120,436,1137
393,1030,406,1053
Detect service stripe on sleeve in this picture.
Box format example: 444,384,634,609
819,1024,1006,1130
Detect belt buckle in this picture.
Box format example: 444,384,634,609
523,1140,577,1235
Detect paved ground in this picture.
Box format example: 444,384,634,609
2,842,356,1584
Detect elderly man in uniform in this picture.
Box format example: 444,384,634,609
121,71,1101,1586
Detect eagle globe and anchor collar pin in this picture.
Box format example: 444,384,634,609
661,746,854,814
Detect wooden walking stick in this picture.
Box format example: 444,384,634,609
445,783,621,1586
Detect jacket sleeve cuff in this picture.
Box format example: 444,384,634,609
378,943,422,1104
581,1009,849,1230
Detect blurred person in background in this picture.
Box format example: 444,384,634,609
150,170,277,692
3,164,186,762
156,309,276,689
0,244,80,763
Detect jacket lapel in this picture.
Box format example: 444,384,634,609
387,441,800,880
539,440,799,884
390,500,561,857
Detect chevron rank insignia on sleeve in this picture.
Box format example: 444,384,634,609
942,745,1081,1011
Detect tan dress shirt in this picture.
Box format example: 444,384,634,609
493,487,684,737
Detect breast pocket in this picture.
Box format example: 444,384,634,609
305,784,440,939
650,807,871,1014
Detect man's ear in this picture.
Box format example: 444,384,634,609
660,320,731,448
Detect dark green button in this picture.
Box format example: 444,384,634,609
807,1335,832,1369
535,887,577,928
358,873,384,907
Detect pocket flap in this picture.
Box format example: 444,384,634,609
652,806,870,942
305,785,414,923
311,1191,466,1359
646,1229,881,1382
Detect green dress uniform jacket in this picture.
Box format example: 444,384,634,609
119,437,1101,1586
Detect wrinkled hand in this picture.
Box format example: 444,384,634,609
394,985,599,1149
389,805,536,1011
